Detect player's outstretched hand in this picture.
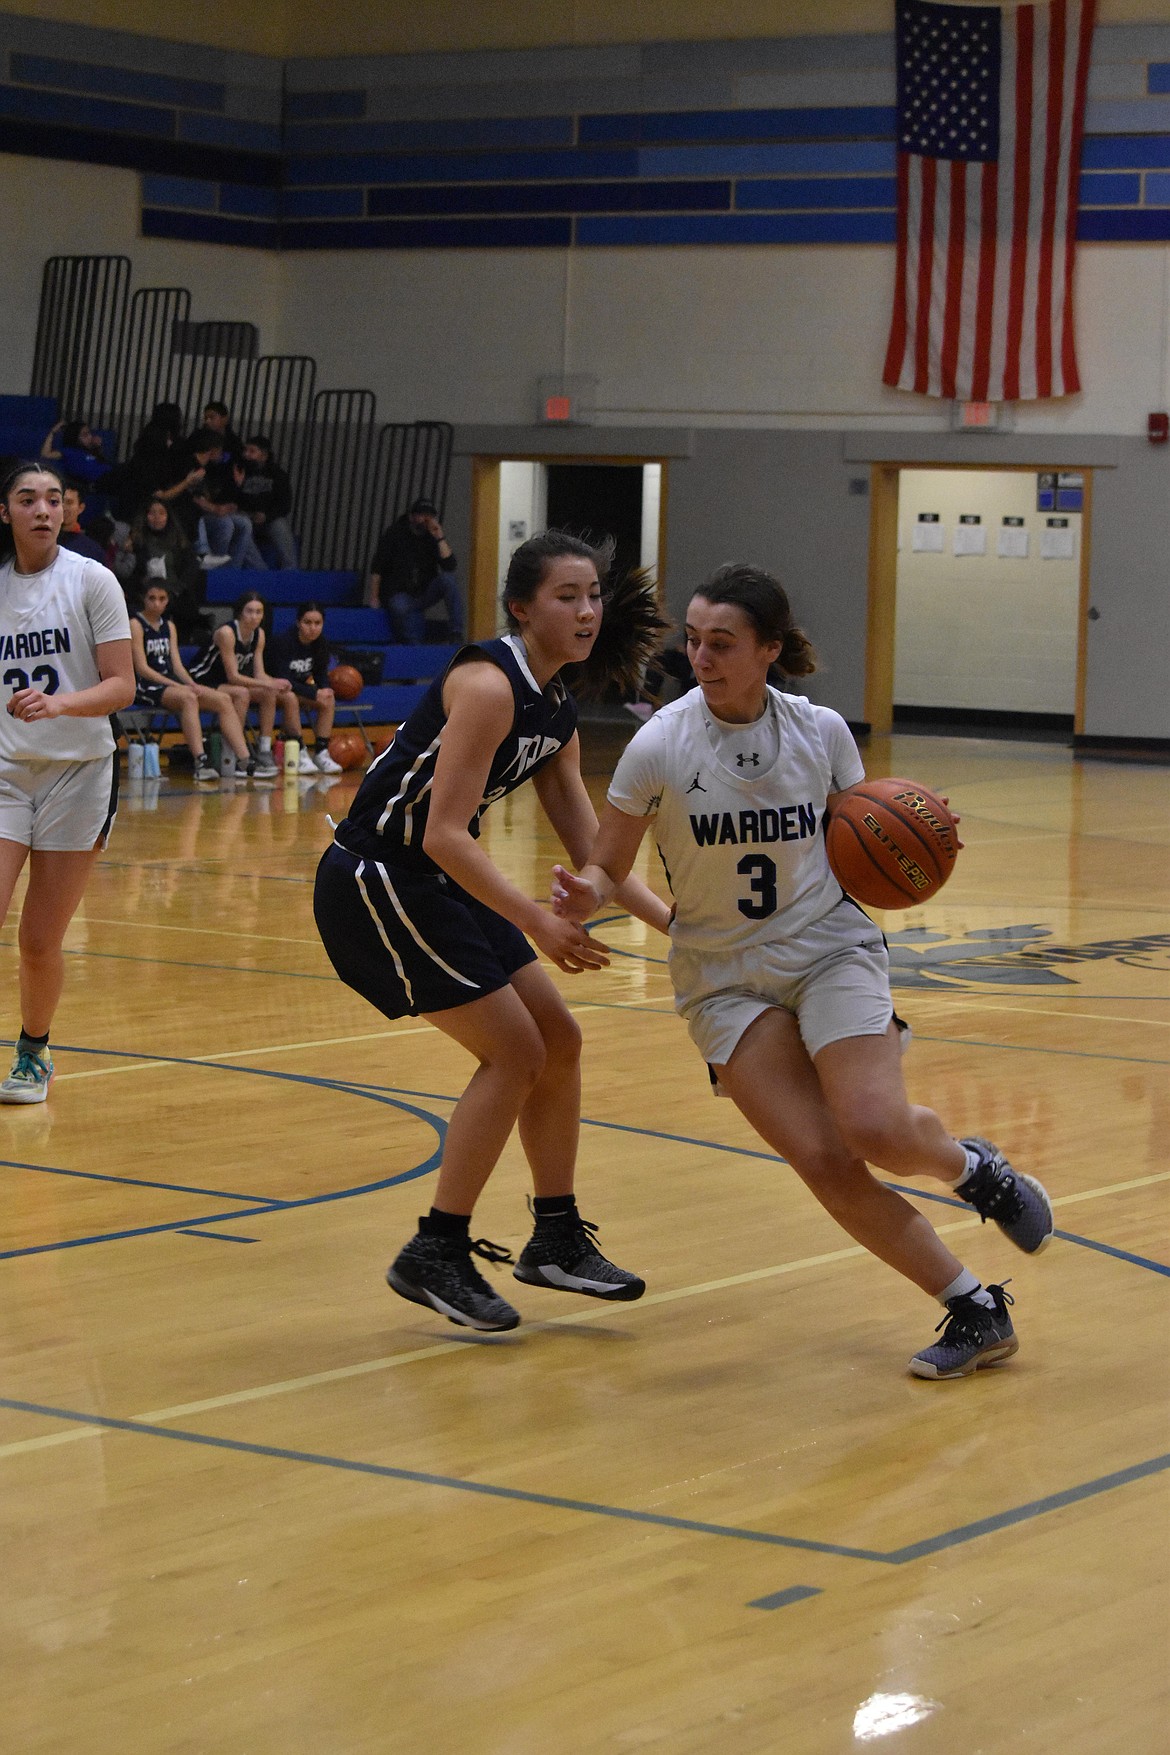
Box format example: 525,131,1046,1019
532,907,610,974
551,864,600,923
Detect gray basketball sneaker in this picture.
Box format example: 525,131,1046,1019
909,1284,1018,1379
957,1138,1055,1253
514,1208,646,1301
387,1230,521,1331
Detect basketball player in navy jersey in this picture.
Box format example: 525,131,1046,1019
130,582,251,782
315,531,671,1331
0,462,135,1101
187,590,287,778
555,563,1055,1379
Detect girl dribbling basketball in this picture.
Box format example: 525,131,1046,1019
555,563,1055,1378
315,531,670,1331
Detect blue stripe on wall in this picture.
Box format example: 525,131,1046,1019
576,211,897,246
281,215,572,250
639,142,897,176
11,52,225,113
219,184,281,218
736,175,896,210
368,179,731,217
1078,171,1141,205
1144,171,1170,204
282,187,366,218
581,105,896,146
142,207,280,249
142,173,219,211
177,112,282,152
1150,65,1170,95
1078,208,1170,240
286,115,574,155
284,145,639,187
284,89,366,122
1083,134,1170,170
0,81,174,138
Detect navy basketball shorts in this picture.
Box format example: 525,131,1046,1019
314,842,537,1020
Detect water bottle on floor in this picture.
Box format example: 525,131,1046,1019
143,741,161,779
127,742,144,780
219,745,237,779
283,738,300,775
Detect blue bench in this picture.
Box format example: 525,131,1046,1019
204,568,359,607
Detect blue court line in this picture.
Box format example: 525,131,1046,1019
0,1396,888,1561
176,1229,258,1243
2,1393,1167,1575
0,1158,278,1204
749,1585,822,1609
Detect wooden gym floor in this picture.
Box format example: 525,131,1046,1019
1,724,1167,1754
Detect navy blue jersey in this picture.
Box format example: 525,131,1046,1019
189,619,259,687
134,611,175,679
334,635,577,871
268,628,328,697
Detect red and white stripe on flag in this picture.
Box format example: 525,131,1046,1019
882,0,1096,402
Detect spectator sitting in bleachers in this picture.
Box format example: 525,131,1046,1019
364,496,463,642
130,582,251,783
41,418,114,484
200,399,243,462
103,401,184,524
265,601,344,774
237,436,297,570
156,428,266,572
58,485,106,563
124,497,204,637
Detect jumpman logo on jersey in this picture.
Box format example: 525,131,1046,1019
686,771,706,793
736,752,760,767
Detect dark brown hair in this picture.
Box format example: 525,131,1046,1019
693,562,818,678
502,529,668,698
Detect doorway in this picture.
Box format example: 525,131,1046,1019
865,463,1092,737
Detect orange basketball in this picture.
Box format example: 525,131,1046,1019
329,664,363,701
371,731,394,756
825,777,958,909
326,731,367,771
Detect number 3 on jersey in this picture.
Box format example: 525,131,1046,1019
737,853,778,918
4,665,59,695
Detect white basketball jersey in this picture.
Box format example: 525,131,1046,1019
608,687,865,956
0,548,130,763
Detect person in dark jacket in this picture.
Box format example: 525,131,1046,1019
364,497,463,642
238,437,297,569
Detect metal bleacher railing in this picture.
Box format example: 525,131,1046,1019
29,254,452,573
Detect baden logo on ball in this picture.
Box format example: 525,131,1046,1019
825,777,958,910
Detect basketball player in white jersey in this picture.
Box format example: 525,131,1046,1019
0,462,135,1101
555,563,1054,1379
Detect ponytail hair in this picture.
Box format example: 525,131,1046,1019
0,459,66,565
696,562,818,678
502,529,669,700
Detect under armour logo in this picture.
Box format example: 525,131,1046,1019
686,771,706,793
736,752,760,768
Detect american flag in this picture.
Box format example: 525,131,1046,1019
882,0,1096,402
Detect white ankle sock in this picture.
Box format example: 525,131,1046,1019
937,1269,996,1309
259,737,272,752
954,1144,981,1187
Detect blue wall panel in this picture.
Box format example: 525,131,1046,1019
282,215,573,250
176,112,282,152
639,142,897,176
1150,64,1170,94
577,211,897,246
219,184,282,218
286,115,574,154
11,53,225,112
141,173,219,211
581,105,896,145
1083,135,1170,169
1078,171,1141,204
1078,208,1170,240
735,176,896,210
285,145,639,187
368,179,731,216
282,187,366,218
142,207,281,249
0,81,174,137
284,89,366,122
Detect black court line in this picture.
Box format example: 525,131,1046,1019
176,1230,259,1243
2,1395,1167,1575
0,1158,279,1205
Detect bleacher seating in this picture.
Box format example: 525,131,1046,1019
198,568,459,727
0,394,59,460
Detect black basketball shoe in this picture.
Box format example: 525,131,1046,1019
387,1231,521,1331
514,1208,646,1301
909,1284,1018,1379
957,1138,1055,1254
